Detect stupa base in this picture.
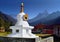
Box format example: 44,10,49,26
0,37,40,42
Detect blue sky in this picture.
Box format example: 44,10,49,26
0,0,60,19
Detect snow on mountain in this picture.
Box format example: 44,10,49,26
28,10,49,23
28,11,60,26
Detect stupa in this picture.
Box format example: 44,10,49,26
7,3,38,38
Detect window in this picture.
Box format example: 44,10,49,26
16,30,19,33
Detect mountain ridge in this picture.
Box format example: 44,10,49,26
0,11,16,30
28,11,49,23
28,11,60,26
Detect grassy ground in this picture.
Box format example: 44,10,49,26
0,32,52,37
0,32,11,37
35,34,52,37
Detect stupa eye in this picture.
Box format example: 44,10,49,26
23,14,28,21
25,17,27,19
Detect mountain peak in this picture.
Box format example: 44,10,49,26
43,10,48,14
28,11,60,26
28,11,49,25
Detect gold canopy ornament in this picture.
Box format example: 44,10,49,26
23,14,28,21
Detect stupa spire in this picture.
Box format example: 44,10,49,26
20,2,24,12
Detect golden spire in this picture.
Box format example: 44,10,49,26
20,3,24,12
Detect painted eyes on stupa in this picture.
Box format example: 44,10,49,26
23,14,28,21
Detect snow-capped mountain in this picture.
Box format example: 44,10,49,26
28,11,60,26
28,10,49,25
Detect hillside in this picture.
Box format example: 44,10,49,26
0,11,16,31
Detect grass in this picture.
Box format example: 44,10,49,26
0,32,11,37
35,34,52,37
